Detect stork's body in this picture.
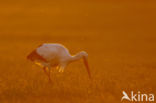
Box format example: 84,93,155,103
27,43,91,81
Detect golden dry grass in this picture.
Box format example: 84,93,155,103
0,0,156,103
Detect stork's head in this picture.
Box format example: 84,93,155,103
79,51,91,79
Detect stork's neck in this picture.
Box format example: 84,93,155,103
69,51,88,62
70,53,83,62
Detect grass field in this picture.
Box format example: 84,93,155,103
0,0,156,103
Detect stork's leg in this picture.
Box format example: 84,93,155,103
47,67,52,82
43,66,52,82
43,66,48,75
56,66,60,70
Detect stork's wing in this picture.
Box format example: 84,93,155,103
36,45,57,61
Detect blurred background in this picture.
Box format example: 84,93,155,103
0,0,156,103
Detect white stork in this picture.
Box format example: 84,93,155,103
27,43,91,82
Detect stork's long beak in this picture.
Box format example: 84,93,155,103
83,56,91,79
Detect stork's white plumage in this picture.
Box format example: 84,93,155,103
27,43,91,81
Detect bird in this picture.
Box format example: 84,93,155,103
27,43,91,82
